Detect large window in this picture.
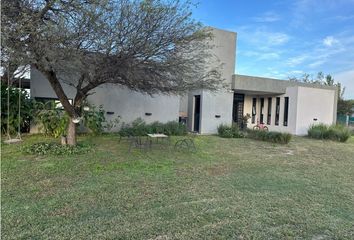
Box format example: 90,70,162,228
275,97,280,126
252,98,257,124
283,97,289,126
267,97,272,125
260,98,264,124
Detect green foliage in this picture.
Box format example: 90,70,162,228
119,118,187,136
337,99,354,115
82,105,106,134
103,117,121,132
245,129,292,144
308,124,351,142
217,124,244,138
1,83,33,134
32,101,69,138
33,101,108,137
22,142,92,155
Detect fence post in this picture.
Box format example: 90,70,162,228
346,114,349,127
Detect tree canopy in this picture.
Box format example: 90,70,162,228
1,0,224,145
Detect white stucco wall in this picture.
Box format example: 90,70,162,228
187,27,236,134
30,68,179,132
199,90,234,134
242,86,336,135
295,86,336,135
87,84,179,128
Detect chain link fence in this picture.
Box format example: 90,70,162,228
337,115,354,133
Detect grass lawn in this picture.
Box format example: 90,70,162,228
2,134,354,239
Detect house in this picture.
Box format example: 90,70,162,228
28,27,338,135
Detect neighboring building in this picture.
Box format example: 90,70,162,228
28,27,338,135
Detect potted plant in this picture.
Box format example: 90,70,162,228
241,114,251,130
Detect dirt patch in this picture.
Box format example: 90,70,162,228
49,205,76,217
206,164,231,176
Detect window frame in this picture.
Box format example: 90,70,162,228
267,97,272,125
283,97,289,127
275,97,280,126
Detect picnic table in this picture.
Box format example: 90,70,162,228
147,133,170,144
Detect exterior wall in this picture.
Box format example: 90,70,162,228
30,68,77,99
87,85,179,129
243,88,298,135
30,68,179,132
199,90,233,134
295,86,336,135
242,86,336,135
187,28,236,134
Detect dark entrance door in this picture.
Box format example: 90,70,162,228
233,93,244,127
193,95,201,132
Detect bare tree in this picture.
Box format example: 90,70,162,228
2,0,224,145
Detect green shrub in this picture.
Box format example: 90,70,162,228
308,123,329,139
22,142,92,155
119,118,187,136
82,105,106,134
246,129,292,144
308,124,351,142
217,124,244,138
33,101,107,137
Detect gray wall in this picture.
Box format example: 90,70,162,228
242,85,337,135
187,27,237,134
30,68,179,132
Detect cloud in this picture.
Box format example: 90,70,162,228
252,12,281,23
286,55,308,67
288,70,304,75
257,52,280,60
323,36,339,47
236,26,290,46
332,15,354,21
333,69,354,99
308,60,325,68
241,50,280,60
267,32,290,45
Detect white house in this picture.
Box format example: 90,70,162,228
28,27,338,135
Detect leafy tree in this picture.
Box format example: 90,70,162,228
1,82,33,136
2,0,224,145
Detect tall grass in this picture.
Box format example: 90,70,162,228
308,124,351,142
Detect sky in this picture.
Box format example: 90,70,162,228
191,0,354,99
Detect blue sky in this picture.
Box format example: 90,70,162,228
192,0,354,99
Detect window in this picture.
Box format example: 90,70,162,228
275,97,280,126
252,98,257,124
34,97,73,110
283,97,289,126
267,97,272,125
260,98,264,124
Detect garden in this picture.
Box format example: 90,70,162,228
2,128,354,239
2,83,354,239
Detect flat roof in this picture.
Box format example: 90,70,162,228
232,74,337,95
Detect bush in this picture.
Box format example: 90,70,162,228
33,101,107,137
217,124,244,138
308,123,329,139
22,142,92,155
246,129,292,144
119,118,187,136
308,124,351,142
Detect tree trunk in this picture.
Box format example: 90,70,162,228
67,119,76,146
